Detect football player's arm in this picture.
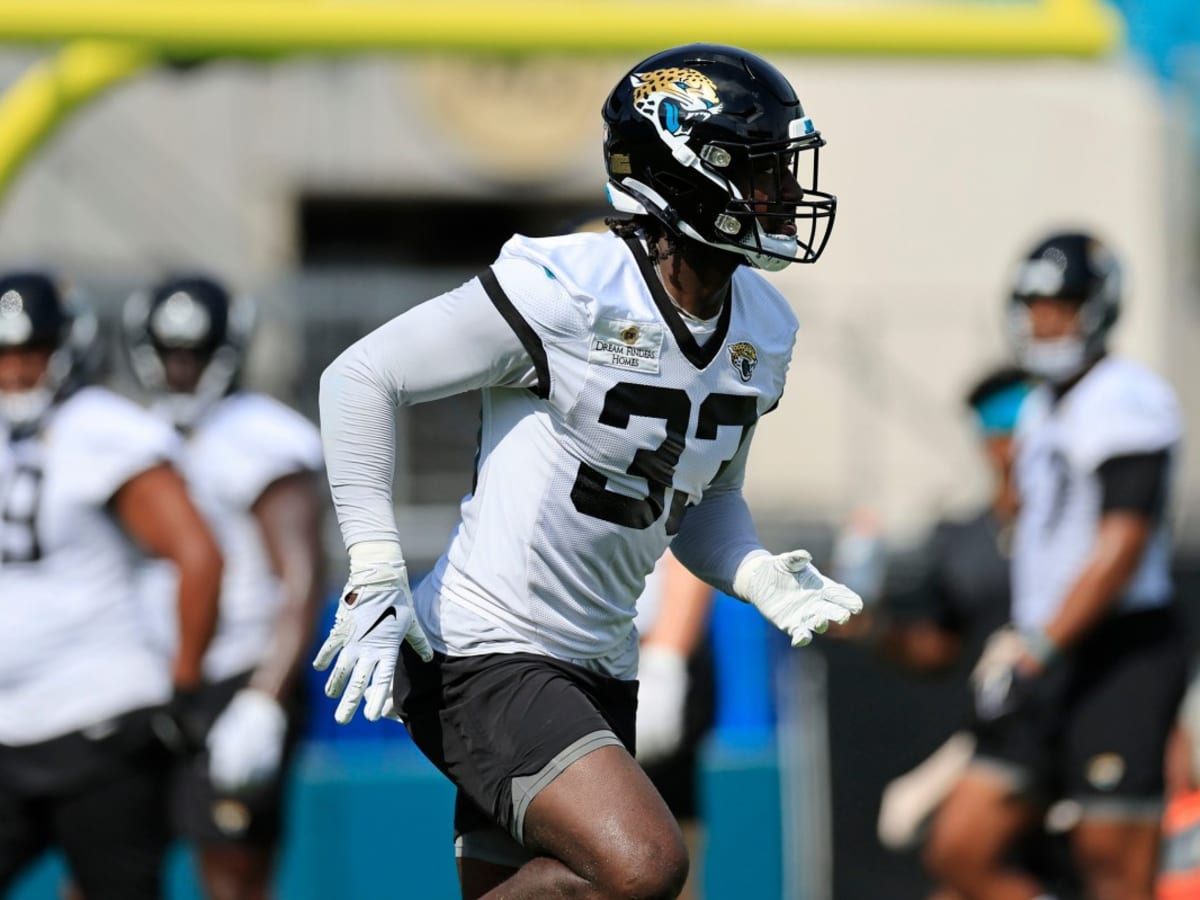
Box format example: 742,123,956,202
319,276,535,547
636,552,713,765
316,274,538,722
248,471,326,702
671,428,862,646
112,463,223,690
642,551,714,658
1028,451,1167,670
668,430,764,597
205,470,324,790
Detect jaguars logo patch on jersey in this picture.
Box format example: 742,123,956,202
728,342,758,382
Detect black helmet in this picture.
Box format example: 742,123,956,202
1007,231,1120,381
0,270,98,432
123,274,255,428
602,43,835,271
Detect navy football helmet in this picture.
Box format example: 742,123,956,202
0,271,97,432
123,274,254,428
1007,231,1120,382
602,43,836,271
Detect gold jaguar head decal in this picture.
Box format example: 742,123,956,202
728,342,758,382
630,67,722,143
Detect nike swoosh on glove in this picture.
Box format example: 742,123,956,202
313,543,433,724
732,549,864,647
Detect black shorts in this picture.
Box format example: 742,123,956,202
0,706,170,900
974,607,1189,814
641,635,716,822
394,644,637,844
168,671,303,848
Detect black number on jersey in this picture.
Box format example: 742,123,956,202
570,383,757,535
1044,449,1072,535
2,464,44,564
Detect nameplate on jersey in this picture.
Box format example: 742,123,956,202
588,318,664,374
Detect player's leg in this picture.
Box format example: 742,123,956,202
52,721,170,900
1070,818,1158,900
197,845,275,900
1061,609,1188,900
397,647,686,899
924,767,1042,900
0,784,48,892
465,744,687,899
178,673,299,900
458,748,696,900
484,744,687,899
643,750,704,900
459,856,520,900
455,793,526,899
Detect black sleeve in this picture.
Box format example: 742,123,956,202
1097,450,1170,518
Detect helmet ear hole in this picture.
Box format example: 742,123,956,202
653,171,696,199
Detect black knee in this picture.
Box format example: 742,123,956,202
605,832,689,900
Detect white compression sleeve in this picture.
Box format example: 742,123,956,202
319,276,535,549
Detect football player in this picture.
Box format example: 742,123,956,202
0,271,222,900
124,275,325,900
925,233,1188,900
314,43,862,899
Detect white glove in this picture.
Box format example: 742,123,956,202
636,645,689,766
312,541,433,724
732,549,863,647
207,689,287,793
970,626,1027,694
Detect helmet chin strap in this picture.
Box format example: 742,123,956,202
607,180,796,271
737,226,798,272
677,219,796,272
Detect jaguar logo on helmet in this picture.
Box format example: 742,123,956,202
728,341,758,382
630,67,722,145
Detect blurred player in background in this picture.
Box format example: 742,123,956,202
635,551,717,900
834,366,1081,898
836,368,1030,864
925,232,1188,900
0,271,221,900
125,275,325,900
314,43,861,899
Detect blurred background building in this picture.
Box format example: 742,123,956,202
1,1,1199,897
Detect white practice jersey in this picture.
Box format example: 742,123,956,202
0,387,179,745
1011,356,1181,630
140,393,323,682
633,554,669,638
412,232,796,677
